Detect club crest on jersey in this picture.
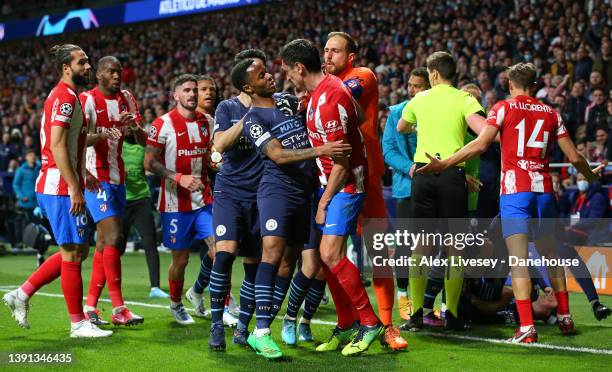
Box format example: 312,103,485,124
170,236,176,244
265,219,278,231
59,103,73,116
78,228,85,238
121,104,128,112
200,126,208,137
148,125,157,138
249,124,264,139
100,203,108,213
308,107,314,121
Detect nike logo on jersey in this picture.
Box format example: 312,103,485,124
96,109,104,113
177,132,186,136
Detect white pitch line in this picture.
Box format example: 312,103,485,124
1,286,611,355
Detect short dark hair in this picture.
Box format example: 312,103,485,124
97,56,121,70
234,49,267,64
591,87,606,96
231,59,254,92
24,149,36,156
196,74,216,85
280,39,322,73
410,67,430,88
50,44,82,73
327,31,358,54
507,63,537,90
173,74,198,90
426,51,456,81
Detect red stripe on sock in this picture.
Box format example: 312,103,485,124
330,257,379,327
169,279,184,303
516,299,534,327
61,260,85,323
322,264,355,329
86,250,106,308
555,291,570,315
21,252,62,297
103,246,124,308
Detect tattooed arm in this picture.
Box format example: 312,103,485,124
261,138,351,165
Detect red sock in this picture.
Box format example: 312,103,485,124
61,260,85,323
331,257,379,327
555,291,570,315
169,279,184,303
85,250,106,308
373,277,395,326
516,299,534,327
103,246,124,308
20,252,62,297
322,264,355,329
225,282,232,307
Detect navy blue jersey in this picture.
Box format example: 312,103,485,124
243,106,313,193
213,93,300,201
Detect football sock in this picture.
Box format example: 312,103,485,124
322,263,354,329
286,270,313,319
103,246,124,308
270,274,291,321
20,252,62,299
61,260,85,323
331,257,378,327
86,250,106,308
254,262,277,330
372,277,395,326
193,254,213,295
423,276,444,310
516,299,534,327
555,290,570,316
444,263,463,317
238,262,258,330
396,277,408,293
409,254,428,315
169,279,184,304
303,278,325,321
209,251,234,324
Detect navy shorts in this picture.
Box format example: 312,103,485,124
212,193,261,258
161,205,213,250
500,192,558,239
36,193,89,246
85,182,126,223
257,186,311,246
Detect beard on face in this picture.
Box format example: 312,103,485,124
180,98,197,110
72,70,90,87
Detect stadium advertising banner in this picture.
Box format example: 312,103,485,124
0,0,259,42
124,0,261,23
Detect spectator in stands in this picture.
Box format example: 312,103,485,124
573,46,593,84
551,45,574,88
588,71,606,95
593,127,608,162
0,132,18,171
566,81,589,138
564,173,609,244
592,41,611,90
12,149,39,222
586,88,608,142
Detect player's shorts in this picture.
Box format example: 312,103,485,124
36,193,89,246
258,184,311,246
499,192,558,239
161,205,213,250
84,182,126,223
212,193,261,258
315,187,365,236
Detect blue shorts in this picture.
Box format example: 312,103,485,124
258,186,311,246
500,192,558,239
161,205,213,250
84,182,126,223
212,193,261,257
36,193,89,246
315,188,365,236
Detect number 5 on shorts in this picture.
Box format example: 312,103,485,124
169,219,178,234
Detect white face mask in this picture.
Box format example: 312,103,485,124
577,180,589,192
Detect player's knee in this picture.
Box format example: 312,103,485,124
319,249,342,268
172,252,189,268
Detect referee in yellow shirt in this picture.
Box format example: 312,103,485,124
397,51,487,331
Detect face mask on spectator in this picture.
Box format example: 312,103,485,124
577,180,589,192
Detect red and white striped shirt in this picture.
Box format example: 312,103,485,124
486,95,569,195
306,74,367,194
36,81,87,195
80,87,141,185
147,108,213,212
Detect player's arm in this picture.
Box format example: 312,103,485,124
87,129,122,146
50,125,85,215
397,98,417,133
144,145,203,192
382,111,410,175
417,125,499,174
213,119,244,153
261,138,351,165
557,137,602,182
123,90,147,146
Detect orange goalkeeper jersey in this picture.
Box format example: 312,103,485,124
338,66,386,177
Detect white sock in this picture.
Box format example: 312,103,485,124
397,291,407,299
299,317,310,325
190,288,202,299
254,327,270,337
83,305,96,312
16,288,29,302
171,301,182,308
519,325,534,332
